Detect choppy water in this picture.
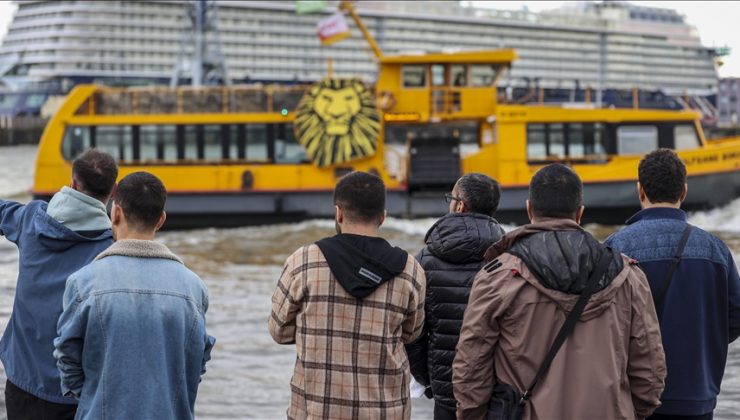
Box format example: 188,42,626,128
0,145,738,418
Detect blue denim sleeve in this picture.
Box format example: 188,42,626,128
201,334,216,380
0,199,27,244
53,278,86,399
727,252,740,343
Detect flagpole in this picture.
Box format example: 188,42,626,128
339,1,383,60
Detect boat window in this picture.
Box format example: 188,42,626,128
674,124,699,150
431,64,446,87
402,65,427,88
97,125,133,161
527,124,547,159
181,126,202,160
203,125,223,160
451,65,467,87
470,65,497,87
549,124,565,158
617,125,658,155
24,94,47,108
62,126,92,160
140,125,176,161
245,124,269,161
569,124,586,158
275,123,308,164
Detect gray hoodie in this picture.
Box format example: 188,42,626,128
46,186,110,231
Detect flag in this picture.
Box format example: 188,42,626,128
295,0,326,15
317,12,351,45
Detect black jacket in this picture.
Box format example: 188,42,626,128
405,212,505,416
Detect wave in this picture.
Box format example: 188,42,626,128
688,198,740,233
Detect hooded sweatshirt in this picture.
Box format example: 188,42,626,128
405,212,505,416
0,195,112,404
268,235,425,420
453,219,666,420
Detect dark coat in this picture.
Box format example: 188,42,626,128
406,212,505,416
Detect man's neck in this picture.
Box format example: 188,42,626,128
339,224,379,237
114,228,157,241
641,201,681,210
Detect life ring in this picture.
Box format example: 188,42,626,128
377,90,396,111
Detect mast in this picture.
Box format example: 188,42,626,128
339,1,383,60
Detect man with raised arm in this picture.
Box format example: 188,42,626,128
606,149,740,420
269,171,425,419
0,149,117,420
453,163,666,419
54,172,215,420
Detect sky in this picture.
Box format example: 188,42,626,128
0,1,739,77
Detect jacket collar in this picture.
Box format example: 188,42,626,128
95,239,183,264
625,207,687,225
484,218,582,261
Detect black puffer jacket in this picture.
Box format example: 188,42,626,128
405,212,505,415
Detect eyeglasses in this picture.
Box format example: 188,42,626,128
444,193,462,204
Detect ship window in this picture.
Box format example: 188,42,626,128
62,126,92,160
569,124,586,158
203,125,223,161
549,124,565,158
245,124,269,161
617,125,658,155
97,125,133,161
471,65,497,87
431,64,445,87
275,123,308,164
402,65,427,88
139,125,176,161
451,65,467,87
674,124,699,150
527,124,547,159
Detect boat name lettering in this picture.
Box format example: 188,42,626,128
683,154,720,165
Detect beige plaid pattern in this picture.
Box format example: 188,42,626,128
269,244,426,420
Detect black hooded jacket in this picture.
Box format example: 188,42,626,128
405,212,505,415
315,233,408,299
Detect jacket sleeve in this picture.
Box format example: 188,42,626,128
453,267,509,420
405,326,430,386
401,259,426,344
0,199,27,244
53,277,87,399
268,249,305,345
626,265,667,419
726,251,740,343
200,293,216,379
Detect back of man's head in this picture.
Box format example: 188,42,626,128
638,149,687,204
334,171,385,225
113,172,167,232
456,173,501,217
529,163,583,219
72,149,118,203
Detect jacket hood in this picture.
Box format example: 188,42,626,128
486,218,623,295
425,213,505,264
34,204,112,252
46,186,111,232
316,233,408,299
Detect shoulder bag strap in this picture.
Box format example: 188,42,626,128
519,250,613,404
653,224,693,315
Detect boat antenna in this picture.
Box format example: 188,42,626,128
339,1,383,60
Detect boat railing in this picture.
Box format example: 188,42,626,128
75,85,312,116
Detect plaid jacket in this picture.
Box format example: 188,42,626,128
269,244,426,420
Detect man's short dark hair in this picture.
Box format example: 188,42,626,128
638,149,687,204
334,171,385,224
456,173,501,217
113,172,167,230
529,163,583,218
72,149,118,202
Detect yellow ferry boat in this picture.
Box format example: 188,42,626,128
32,3,740,227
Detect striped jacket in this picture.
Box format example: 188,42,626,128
269,243,426,420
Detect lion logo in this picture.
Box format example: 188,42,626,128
294,79,381,167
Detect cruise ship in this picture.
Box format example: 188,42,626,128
0,0,720,115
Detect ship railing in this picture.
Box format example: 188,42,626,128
76,85,312,116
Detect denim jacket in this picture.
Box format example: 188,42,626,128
54,239,216,420
0,197,112,404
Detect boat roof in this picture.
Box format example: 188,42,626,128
379,49,517,65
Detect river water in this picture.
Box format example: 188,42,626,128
0,145,738,419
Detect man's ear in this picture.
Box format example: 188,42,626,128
575,205,585,225
637,181,646,203
526,199,533,223
154,211,167,232
335,205,344,224
111,202,121,225
378,210,386,228
679,182,688,203
70,177,79,190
